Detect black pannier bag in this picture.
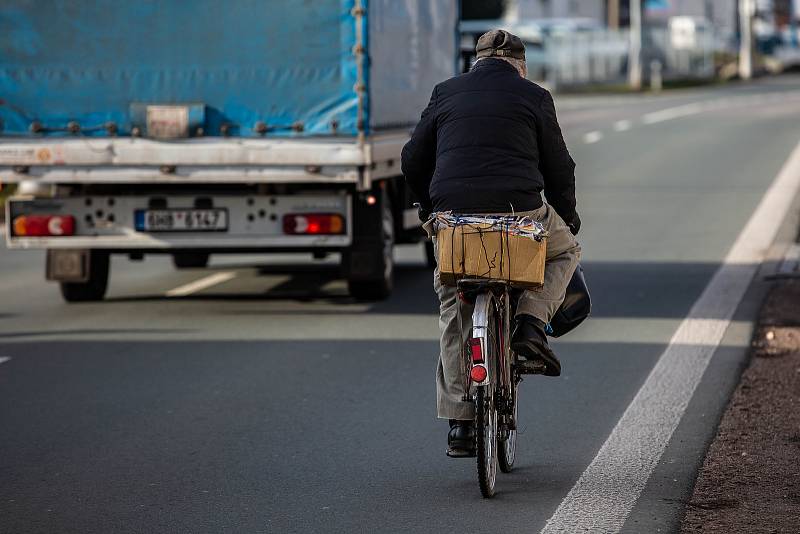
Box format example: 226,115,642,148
548,264,591,337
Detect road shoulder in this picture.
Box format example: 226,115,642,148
680,278,800,533
620,179,800,534
619,269,765,534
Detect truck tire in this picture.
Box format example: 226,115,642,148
172,252,210,269
346,188,395,301
60,251,110,302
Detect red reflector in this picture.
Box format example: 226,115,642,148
282,213,344,235
470,365,488,383
12,215,75,237
469,338,483,362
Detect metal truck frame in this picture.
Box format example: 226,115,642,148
3,133,427,302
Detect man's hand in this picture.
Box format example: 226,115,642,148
566,213,581,236
414,202,431,223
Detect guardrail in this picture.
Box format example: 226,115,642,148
528,28,718,89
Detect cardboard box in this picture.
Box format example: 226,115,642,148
437,223,546,288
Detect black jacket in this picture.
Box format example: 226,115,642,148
401,58,577,222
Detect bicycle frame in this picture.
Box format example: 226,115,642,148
458,280,516,435
457,278,520,497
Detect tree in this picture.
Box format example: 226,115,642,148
461,0,506,20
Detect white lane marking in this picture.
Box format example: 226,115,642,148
642,102,705,124
583,131,604,144
640,91,800,127
612,120,632,132
541,138,800,534
0,357,10,365
165,271,237,297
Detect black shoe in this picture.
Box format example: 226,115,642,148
446,419,476,458
511,315,561,376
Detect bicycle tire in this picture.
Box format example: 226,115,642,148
475,295,500,498
498,378,518,473
475,385,498,498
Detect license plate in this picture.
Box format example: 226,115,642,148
135,209,228,232
146,105,189,139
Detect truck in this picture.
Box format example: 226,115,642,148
1,0,458,301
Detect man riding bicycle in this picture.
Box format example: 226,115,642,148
401,30,581,457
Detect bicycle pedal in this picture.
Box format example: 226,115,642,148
446,447,477,458
514,360,547,375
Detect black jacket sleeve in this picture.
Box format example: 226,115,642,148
536,90,577,224
401,87,438,210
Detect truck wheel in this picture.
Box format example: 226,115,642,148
60,251,110,302
346,189,395,301
172,252,210,269
348,277,391,301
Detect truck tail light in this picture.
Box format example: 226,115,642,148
12,215,75,237
282,213,344,235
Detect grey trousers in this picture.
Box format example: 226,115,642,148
431,204,581,420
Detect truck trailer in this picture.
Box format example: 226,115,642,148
1,0,457,301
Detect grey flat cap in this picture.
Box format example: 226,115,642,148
475,29,525,60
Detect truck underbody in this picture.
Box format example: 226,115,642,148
3,134,428,302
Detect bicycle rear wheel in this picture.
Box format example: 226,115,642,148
473,293,500,498
475,384,498,498
498,378,518,473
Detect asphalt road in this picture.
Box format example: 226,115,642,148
2,76,800,533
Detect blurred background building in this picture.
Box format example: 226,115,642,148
503,0,606,22
461,0,800,90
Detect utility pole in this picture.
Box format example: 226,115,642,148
738,0,754,79
629,0,642,90
608,0,620,30
503,0,520,23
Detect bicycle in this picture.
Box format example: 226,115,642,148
457,278,546,498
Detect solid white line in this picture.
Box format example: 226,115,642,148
0,357,10,365
541,138,800,534
165,271,237,297
583,131,604,144
612,120,632,132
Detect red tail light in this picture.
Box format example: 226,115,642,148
470,364,488,383
468,338,483,362
282,213,344,235
13,215,75,237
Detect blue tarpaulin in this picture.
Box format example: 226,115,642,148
0,0,457,138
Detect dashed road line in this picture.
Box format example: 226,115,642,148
577,91,800,146
165,271,237,297
612,120,632,132
541,137,800,533
583,131,604,144
641,101,706,124
0,357,10,365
